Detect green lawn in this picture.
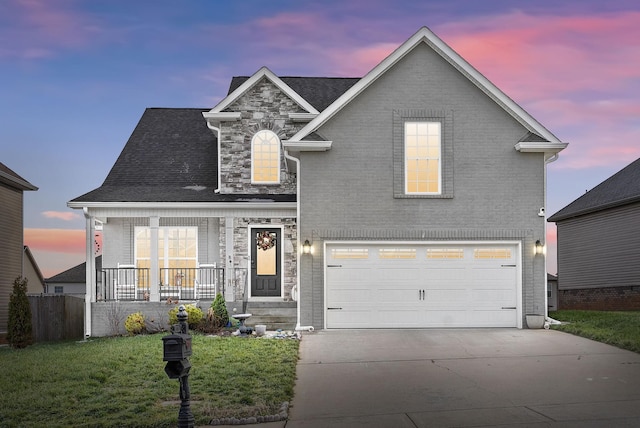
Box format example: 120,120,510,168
550,310,640,353
0,333,299,427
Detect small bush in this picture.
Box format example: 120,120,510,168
124,312,146,335
211,293,229,329
168,304,203,330
7,276,33,348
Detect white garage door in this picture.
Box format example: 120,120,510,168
326,243,520,328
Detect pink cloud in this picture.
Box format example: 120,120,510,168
438,11,640,101
24,228,85,254
42,211,81,221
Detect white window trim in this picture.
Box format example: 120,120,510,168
251,130,281,184
404,121,442,195
134,226,198,271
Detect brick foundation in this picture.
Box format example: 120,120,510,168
558,286,640,311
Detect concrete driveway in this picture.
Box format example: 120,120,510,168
286,329,640,427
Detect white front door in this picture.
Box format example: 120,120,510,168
325,243,520,328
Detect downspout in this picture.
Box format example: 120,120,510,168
206,121,222,193
544,153,561,327
82,207,94,338
283,148,315,332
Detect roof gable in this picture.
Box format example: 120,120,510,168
549,157,640,222
227,76,360,112
287,26,566,155
207,66,320,116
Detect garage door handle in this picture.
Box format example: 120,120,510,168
327,307,342,310
501,306,516,309
501,264,516,267
327,264,342,268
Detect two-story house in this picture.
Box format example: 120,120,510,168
69,27,567,337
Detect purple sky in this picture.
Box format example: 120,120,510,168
2,0,639,277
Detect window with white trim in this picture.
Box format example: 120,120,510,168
135,227,198,286
251,130,280,183
405,121,441,194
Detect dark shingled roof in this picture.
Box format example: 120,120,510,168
70,75,362,204
46,256,102,283
70,108,295,203
548,157,640,222
228,76,360,112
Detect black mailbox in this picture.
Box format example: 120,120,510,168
162,333,192,362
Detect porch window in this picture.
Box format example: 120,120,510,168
135,227,198,286
405,121,441,194
251,130,280,183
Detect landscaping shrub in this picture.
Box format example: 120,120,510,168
7,276,33,349
168,304,203,330
211,293,229,329
124,312,146,335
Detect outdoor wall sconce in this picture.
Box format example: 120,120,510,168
302,239,312,255
534,240,545,256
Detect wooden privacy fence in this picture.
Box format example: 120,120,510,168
28,295,84,342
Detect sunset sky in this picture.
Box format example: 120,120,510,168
2,0,639,277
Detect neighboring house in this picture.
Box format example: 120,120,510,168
68,27,567,337
23,246,45,294
0,162,38,338
548,158,640,310
45,256,102,297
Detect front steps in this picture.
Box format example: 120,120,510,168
242,301,297,331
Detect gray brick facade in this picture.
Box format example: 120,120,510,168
297,43,547,328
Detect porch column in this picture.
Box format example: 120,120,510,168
84,210,95,338
149,216,160,302
225,216,234,302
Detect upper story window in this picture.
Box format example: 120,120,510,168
252,130,280,184
405,121,441,194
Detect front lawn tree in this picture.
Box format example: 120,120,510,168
7,276,33,348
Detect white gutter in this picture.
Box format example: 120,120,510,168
283,148,315,332
543,152,560,324
206,121,222,193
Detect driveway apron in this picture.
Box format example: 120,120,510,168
287,329,640,427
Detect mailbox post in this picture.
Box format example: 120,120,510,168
162,305,195,428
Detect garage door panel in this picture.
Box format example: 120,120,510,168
426,288,468,303
470,309,516,327
379,287,422,302
326,243,519,328
377,268,421,281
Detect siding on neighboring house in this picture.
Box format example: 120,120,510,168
298,43,547,328
0,183,24,334
556,201,640,289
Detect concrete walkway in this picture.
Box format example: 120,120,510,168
284,329,640,427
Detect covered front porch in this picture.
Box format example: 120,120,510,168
76,203,298,337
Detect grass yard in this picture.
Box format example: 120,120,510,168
0,333,299,427
550,310,640,354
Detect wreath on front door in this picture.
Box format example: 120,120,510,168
257,231,276,251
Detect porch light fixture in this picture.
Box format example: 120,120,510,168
302,239,312,255
535,240,545,256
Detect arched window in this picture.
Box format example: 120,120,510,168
251,130,280,183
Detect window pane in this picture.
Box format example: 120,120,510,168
257,245,276,275
252,130,280,183
405,121,441,194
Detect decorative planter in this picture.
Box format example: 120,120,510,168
255,325,267,337
526,314,545,329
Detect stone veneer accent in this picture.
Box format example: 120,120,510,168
219,77,308,194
